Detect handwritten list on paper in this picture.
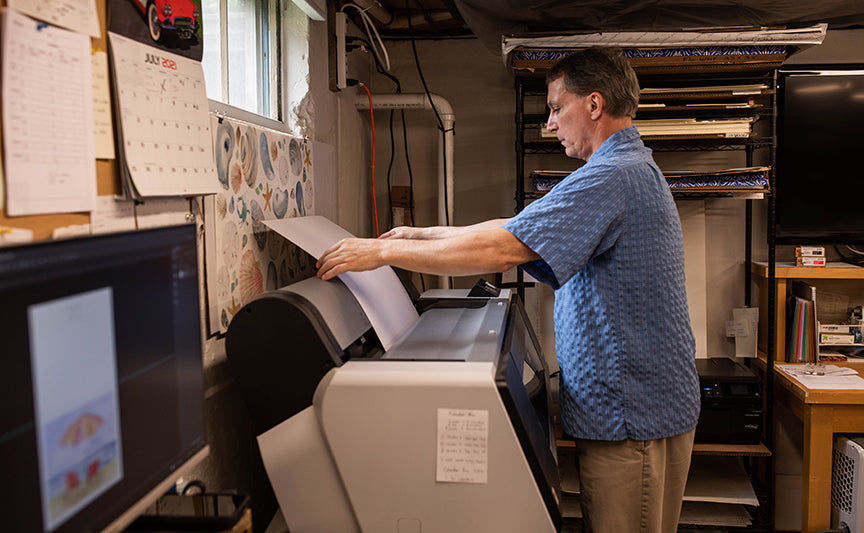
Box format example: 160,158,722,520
2,9,97,216
7,0,101,37
92,51,115,159
436,408,489,484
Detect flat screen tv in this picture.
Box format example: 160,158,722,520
776,65,864,244
0,225,208,533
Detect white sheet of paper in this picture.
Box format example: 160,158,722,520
777,364,859,377
733,307,759,358
0,226,34,245
264,216,419,351
91,196,136,234
134,197,191,229
684,456,758,506
92,51,115,160
2,9,97,216
791,374,864,390
8,0,100,37
436,408,489,484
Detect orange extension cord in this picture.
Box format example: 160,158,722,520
358,82,380,237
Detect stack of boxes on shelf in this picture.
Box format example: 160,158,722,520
796,245,825,267
819,306,864,361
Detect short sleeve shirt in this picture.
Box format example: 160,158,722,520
504,126,700,441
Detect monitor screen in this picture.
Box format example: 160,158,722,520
0,225,206,533
776,65,864,244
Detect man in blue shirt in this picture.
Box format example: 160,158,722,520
317,47,700,533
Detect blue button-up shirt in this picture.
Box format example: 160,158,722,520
504,126,700,441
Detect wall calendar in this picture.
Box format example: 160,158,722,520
107,32,216,199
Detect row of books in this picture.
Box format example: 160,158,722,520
787,284,817,363
786,280,864,362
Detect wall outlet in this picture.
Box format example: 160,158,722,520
335,12,347,90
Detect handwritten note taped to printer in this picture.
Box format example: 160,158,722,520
264,216,419,351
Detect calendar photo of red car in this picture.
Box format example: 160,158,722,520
109,0,203,61
129,0,200,43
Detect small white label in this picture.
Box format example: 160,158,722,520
726,319,749,338
436,408,488,484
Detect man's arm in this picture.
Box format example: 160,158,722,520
316,227,539,280
380,218,511,240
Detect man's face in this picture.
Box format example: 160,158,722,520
546,76,593,160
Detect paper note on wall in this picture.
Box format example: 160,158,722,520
436,408,488,484
264,216,419,351
2,9,97,216
92,51,115,160
8,0,100,37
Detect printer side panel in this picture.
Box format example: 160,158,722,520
257,406,361,533
317,361,557,533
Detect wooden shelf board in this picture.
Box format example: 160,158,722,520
751,261,864,280
692,442,771,457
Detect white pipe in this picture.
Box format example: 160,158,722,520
354,93,456,230
355,93,455,288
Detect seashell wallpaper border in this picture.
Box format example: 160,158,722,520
205,115,315,334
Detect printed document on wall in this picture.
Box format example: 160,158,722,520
7,0,101,37
108,32,216,199
2,9,97,216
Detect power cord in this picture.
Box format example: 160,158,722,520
407,0,452,290
340,3,390,72
347,35,414,232
350,79,381,237
407,0,453,229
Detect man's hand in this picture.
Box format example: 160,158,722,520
316,238,387,280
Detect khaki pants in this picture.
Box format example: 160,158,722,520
574,429,695,533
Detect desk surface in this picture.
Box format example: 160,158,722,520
772,360,864,404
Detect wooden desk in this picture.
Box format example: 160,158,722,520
770,361,864,531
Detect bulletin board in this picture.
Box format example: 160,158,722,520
0,0,117,240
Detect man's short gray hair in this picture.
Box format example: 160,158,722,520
546,47,640,119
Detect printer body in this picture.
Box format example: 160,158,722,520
225,276,561,533
694,357,763,444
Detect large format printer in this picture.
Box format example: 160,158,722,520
225,273,561,533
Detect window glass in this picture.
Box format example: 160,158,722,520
202,0,280,120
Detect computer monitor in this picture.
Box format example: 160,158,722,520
0,224,207,533
776,65,864,244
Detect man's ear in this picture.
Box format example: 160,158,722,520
588,92,604,120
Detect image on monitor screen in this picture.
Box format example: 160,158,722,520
0,225,207,533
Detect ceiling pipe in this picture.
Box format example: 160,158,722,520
355,93,456,287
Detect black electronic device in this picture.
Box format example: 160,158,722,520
776,65,864,245
695,357,763,444
127,492,250,531
468,278,502,298
0,225,207,533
